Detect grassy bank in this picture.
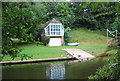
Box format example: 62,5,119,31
69,28,106,44
2,28,107,61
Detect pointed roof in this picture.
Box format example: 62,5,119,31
49,18,61,24
39,18,62,30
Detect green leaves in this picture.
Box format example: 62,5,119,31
89,39,120,80
2,2,37,60
116,2,120,14
2,2,120,60
111,16,120,30
17,54,32,61
95,10,115,18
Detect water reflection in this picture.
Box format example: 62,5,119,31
46,63,65,79
2,58,107,79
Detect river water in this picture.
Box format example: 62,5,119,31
2,58,106,79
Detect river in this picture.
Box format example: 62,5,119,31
2,57,106,79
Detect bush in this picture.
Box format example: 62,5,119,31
58,15,76,29
88,39,120,81
35,41,44,46
41,36,50,46
64,27,71,45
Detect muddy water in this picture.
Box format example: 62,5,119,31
2,58,107,79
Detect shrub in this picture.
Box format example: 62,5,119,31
41,35,50,46
88,39,120,81
64,27,71,45
35,41,44,46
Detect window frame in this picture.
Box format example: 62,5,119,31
45,23,64,36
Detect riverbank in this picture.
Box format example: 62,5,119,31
2,28,107,61
2,43,107,61
2,57,108,79
1,57,76,66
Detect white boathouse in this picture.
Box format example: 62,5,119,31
44,18,64,46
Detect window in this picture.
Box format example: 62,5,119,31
45,24,64,36
50,25,61,35
47,26,50,35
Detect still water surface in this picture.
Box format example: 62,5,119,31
2,58,106,79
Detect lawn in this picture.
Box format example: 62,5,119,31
2,28,108,61
69,28,107,44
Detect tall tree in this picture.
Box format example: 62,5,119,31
2,2,38,59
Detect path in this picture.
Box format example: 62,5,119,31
63,49,95,61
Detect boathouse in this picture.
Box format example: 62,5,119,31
44,18,64,46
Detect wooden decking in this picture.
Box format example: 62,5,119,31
0,57,75,66
63,49,95,61
1,49,95,65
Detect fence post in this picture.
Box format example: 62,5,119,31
116,30,118,41
107,29,108,44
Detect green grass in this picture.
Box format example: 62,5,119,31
69,28,108,56
2,45,67,61
69,28,107,44
2,28,108,61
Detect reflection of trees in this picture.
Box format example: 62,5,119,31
46,63,65,79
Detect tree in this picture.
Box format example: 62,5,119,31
2,2,38,60
2,2,73,59
2,2,119,61
89,36,120,81
88,3,120,80
70,2,118,30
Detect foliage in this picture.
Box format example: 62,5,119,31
2,2,36,40
2,44,31,60
89,39,120,81
74,13,99,30
35,41,44,46
17,53,32,61
70,2,118,30
58,15,76,28
111,16,120,31
88,14,120,80
2,45,21,60
42,2,72,21
2,2,37,60
41,35,49,46
2,2,120,80
64,27,71,45
2,2,120,60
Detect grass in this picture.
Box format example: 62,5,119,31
2,28,108,61
69,28,107,44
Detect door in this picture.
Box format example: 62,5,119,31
48,38,61,46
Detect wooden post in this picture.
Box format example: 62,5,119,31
116,30,118,41
107,29,108,44
61,36,64,46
